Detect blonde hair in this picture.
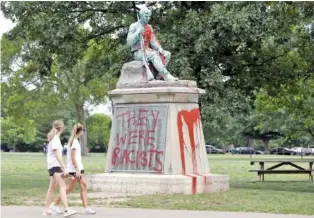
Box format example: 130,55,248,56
68,123,84,147
47,120,64,142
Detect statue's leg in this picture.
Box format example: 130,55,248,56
147,51,169,77
133,50,143,61
163,51,171,67
136,49,178,81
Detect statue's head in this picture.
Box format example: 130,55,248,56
139,7,151,25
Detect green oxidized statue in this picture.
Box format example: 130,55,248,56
127,6,179,81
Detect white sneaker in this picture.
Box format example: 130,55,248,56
82,207,96,215
63,209,77,217
42,209,53,216
49,204,63,214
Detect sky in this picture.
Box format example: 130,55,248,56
0,11,112,116
0,11,15,37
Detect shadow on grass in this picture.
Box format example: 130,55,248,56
231,180,314,193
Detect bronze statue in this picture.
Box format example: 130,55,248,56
127,6,178,81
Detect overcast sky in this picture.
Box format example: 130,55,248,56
0,11,15,37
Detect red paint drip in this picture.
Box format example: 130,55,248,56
177,108,201,194
191,177,197,194
195,173,209,193
186,174,197,194
177,108,201,174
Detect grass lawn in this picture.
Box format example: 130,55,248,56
1,152,314,215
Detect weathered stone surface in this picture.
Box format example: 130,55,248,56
86,173,229,195
85,69,230,195
116,61,147,87
116,61,196,89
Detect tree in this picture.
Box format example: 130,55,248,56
2,1,313,152
86,114,111,151
1,1,127,154
1,116,36,151
256,78,314,142
240,110,285,151
149,2,314,142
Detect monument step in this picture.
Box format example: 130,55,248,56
86,173,229,195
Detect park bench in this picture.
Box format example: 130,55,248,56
249,159,314,181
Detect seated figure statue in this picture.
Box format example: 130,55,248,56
127,6,178,81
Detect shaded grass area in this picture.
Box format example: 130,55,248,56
1,153,314,215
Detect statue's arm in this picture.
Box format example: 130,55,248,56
149,26,161,50
127,23,139,48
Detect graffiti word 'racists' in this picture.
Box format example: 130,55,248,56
111,148,164,173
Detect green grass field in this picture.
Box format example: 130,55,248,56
1,152,314,215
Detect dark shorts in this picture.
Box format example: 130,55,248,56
48,167,63,176
69,170,85,177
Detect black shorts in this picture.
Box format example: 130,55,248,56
69,170,85,177
48,167,63,176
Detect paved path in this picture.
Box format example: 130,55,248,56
2,206,313,218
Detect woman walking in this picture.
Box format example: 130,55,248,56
49,123,96,215
43,120,77,217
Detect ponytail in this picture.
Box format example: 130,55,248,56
47,120,64,142
68,123,84,147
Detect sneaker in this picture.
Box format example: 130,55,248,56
82,207,96,215
63,209,77,217
42,209,53,216
49,204,63,214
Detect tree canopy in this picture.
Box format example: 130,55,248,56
1,1,313,151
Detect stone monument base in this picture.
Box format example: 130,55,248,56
86,173,229,195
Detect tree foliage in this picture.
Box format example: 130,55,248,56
1,116,36,151
1,1,314,150
86,114,111,151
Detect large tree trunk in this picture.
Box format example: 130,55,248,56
308,128,314,140
247,137,254,148
75,103,87,156
263,138,269,152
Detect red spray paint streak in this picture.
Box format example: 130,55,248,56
177,108,201,175
185,174,197,194
177,108,210,194
194,172,209,193
177,108,202,194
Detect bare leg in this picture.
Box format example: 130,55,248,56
44,177,57,211
53,176,76,206
78,175,88,208
54,173,69,209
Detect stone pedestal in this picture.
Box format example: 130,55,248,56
86,61,229,195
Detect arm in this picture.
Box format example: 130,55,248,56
71,141,82,179
127,23,141,48
54,150,66,170
71,149,79,170
52,137,67,171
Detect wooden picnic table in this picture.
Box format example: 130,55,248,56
249,159,314,181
